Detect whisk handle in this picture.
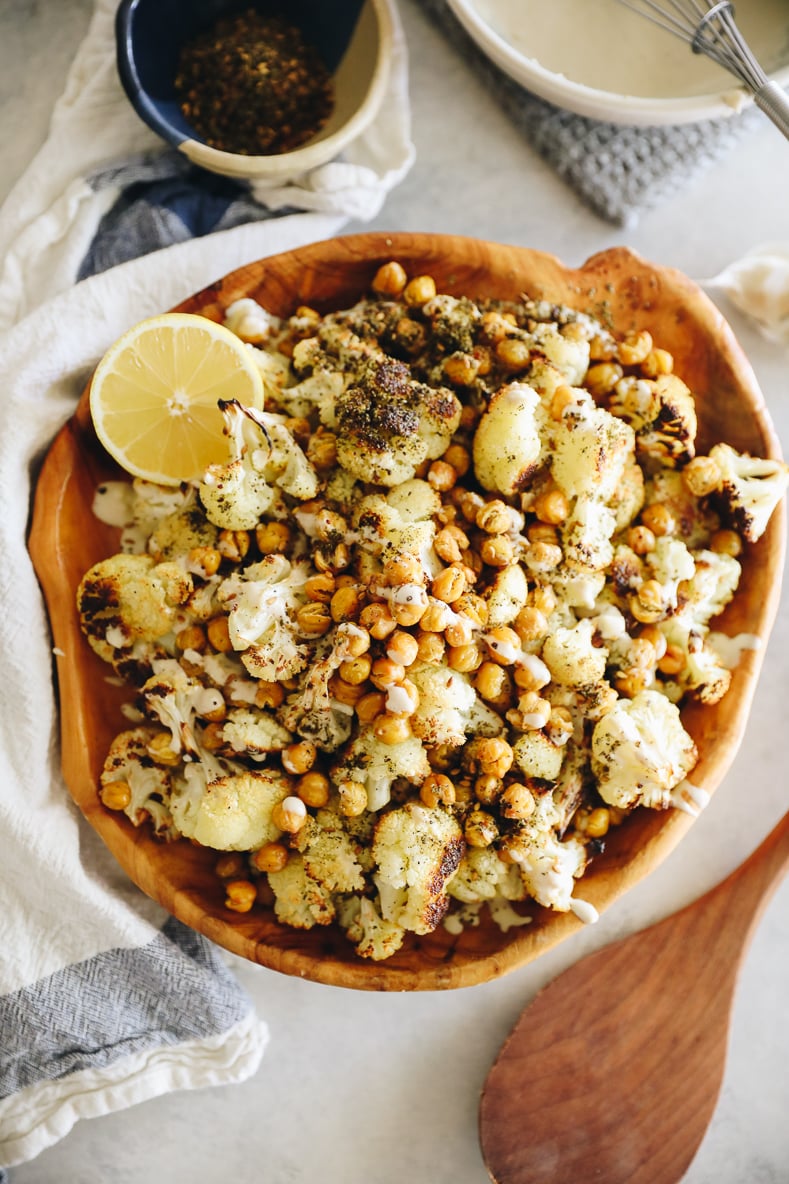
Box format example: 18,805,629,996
754,81,789,142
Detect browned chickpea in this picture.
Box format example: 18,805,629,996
251,842,290,874
640,502,676,537
710,529,743,557
224,880,257,913
404,274,437,305
281,741,317,776
372,260,407,297
339,654,373,686
419,773,456,808
100,781,132,811
495,337,531,372
255,521,291,554
682,456,722,498
373,713,413,745
296,771,331,809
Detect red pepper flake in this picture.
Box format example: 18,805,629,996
175,9,335,156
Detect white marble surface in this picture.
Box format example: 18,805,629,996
5,1,789,1181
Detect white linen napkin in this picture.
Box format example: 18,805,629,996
0,0,413,1171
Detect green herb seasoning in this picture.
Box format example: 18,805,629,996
175,9,335,156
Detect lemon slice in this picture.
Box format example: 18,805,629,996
89,312,265,485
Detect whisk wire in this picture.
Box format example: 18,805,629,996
613,0,789,135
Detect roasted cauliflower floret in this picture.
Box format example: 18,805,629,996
542,619,608,687
678,548,741,627
148,494,220,561
138,659,225,757
473,382,543,497
707,442,789,542
99,726,174,834
199,399,318,530
550,404,635,502
294,808,366,893
169,763,291,850
219,707,293,759
77,553,193,664
217,554,310,682
267,854,336,929
331,726,431,812
591,689,698,810
337,895,406,961
409,662,504,748
511,730,566,782
372,801,465,935
562,494,618,572
281,622,367,751
448,846,527,904
611,373,697,468
531,322,590,386
335,358,461,486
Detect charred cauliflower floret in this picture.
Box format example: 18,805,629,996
199,399,318,530
591,690,698,810
217,554,310,682
77,553,193,664
337,895,406,961
100,726,174,834
473,382,543,497
219,707,293,759
280,622,367,752
610,373,697,468
138,659,224,757
372,801,465,935
169,763,291,850
707,442,789,542
335,358,461,486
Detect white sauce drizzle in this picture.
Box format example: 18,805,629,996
569,897,599,925
92,481,134,527
707,630,761,669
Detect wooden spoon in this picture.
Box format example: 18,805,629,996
479,809,789,1184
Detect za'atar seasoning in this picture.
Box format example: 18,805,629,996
175,9,335,155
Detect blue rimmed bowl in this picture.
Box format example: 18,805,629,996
116,0,395,181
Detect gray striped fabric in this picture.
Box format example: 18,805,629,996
0,917,253,1100
423,0,761,226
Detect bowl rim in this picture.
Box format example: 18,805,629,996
446,0,789,126
115,0,396,178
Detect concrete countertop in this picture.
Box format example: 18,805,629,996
4,2,789,1181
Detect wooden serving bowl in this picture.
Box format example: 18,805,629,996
29,233,786,991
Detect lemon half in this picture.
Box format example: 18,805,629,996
89,312,265,485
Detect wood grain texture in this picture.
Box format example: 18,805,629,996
479,809,789,1184
28,233,786,991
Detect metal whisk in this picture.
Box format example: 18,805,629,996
615,0,789,138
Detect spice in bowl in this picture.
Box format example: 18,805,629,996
174,9,335,156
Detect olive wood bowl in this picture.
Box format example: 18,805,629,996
28,232,786,991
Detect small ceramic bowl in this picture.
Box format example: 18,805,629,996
446,0,789,126
115,0,395,181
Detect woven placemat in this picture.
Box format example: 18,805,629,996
423,0,761,226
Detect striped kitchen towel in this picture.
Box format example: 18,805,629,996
0,0,413,1172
